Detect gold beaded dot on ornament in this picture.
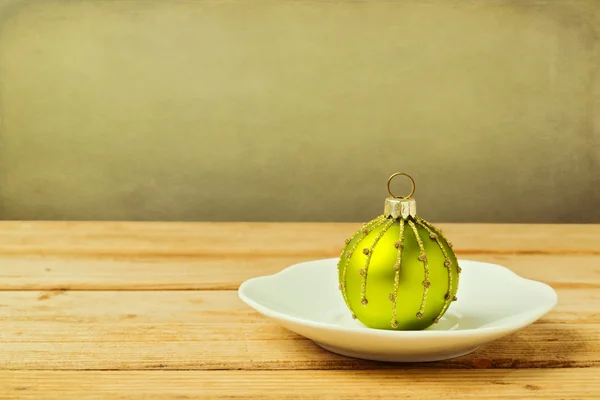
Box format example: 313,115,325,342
408,219,429,319
338,215,386,313
416,217,454,323
360,218,395,306
390,218,405,329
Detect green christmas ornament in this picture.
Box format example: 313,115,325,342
338,172,461,331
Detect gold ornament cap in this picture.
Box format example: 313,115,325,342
384,172,417,220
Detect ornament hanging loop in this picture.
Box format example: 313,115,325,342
384,172,417,219
387,172,415,200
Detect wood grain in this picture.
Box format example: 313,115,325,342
0,222,598,258
2,369,600,399
1,290,597,328
1,254,599,290
2,325,598,370
1,290,598,370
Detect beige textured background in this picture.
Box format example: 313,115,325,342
0,0,598,222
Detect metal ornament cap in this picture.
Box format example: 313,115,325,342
384,197,417,220
385,172,417,220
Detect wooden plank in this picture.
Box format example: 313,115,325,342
1,325,598,370
0,289,596,327
1,290,598,369
1,254,598,290
0,222,598,258
1,369,599,399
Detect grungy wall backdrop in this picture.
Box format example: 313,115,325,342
0,0,598,223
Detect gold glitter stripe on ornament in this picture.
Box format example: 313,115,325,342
337,215,385,274
416,218,453,323
408,219,429,319
390,218,405,329
339,215,386,317
360,218,394,306
417,217,461,306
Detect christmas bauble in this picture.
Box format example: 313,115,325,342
337,172,461,330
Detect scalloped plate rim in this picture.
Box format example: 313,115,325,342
238,258,558,339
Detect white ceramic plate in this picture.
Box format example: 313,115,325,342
238,258,558,362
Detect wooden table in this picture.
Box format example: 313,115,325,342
1,222,599,399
